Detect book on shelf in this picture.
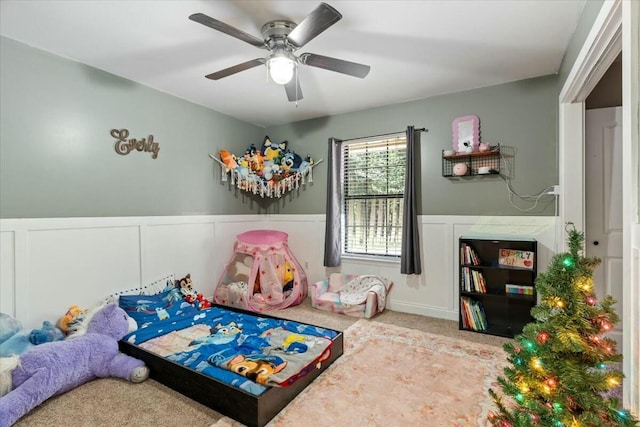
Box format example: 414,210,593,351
498,248,535,269
461,267,486,293
460,243,481,266
505,284,535,295
460,297,487,331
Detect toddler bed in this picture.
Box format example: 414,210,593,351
115,282,342,427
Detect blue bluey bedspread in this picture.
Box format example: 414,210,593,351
122,306,338,396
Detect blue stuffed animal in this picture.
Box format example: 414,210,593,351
0,303,149,427
0,313,33,357
28,321,65,345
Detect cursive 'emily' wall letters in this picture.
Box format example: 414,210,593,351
111,129,160,159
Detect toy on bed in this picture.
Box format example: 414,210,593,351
175,273,211,310
0,303,149,427
177,273,197,303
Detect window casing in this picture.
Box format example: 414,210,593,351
342,135,406,258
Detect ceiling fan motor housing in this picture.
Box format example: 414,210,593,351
262,20,298,54
261,20,296,41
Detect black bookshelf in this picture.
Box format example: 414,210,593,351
459,237,537,338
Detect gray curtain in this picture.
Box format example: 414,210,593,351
323,137,342,267
401,126,422,274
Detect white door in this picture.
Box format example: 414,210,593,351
585,107,623,345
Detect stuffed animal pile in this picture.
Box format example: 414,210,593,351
218,136,315,198
0,303,149,427
0,315,65,358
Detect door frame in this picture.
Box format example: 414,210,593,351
558,0,639,413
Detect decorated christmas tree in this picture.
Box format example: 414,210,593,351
488,224,638,426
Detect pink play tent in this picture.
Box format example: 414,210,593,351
213,230,307,312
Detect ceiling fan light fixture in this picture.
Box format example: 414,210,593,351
268,56,295,85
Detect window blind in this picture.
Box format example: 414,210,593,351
342,135,406,257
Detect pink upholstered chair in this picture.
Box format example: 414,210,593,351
310,273,392,319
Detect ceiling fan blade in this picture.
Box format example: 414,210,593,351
189,13,266,49
300,53,370,78
205,58,266,80
287,3,342,48
284,74,303,102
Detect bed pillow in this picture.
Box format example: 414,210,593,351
103,274,176,305
119,287,197,327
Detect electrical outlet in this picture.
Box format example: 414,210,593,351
304,261,310,269
547,185,560,195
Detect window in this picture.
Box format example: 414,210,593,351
342,134,406,258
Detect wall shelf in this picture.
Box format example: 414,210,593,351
442,145,501,177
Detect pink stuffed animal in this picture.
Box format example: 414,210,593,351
0,303,149,427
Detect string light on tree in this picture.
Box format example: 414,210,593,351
537,331,549,345
562,255,575,268
574,276,593,292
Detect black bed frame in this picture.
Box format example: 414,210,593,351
119,304,344,427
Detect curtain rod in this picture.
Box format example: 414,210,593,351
336,127,428,143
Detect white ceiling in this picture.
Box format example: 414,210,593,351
0,0,585,127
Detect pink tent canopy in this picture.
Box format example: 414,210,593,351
214,230,307,312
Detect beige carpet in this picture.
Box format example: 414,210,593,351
13,298,509,427
216,319,507,427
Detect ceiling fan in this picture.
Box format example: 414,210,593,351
189,2,370,102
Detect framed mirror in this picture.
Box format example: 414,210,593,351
452,115,480,153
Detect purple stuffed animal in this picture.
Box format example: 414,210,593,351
0,303,149,427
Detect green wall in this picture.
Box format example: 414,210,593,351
1,36,559,218
557,0,604,91
266,75,559,216
0,36,263,218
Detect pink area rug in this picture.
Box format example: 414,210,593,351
214,319,508,427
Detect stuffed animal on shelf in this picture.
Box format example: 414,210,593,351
281,150,302,173
0,303,149,427
298,155,314,175
261,136,287,162
28,321,65,345
219,149,238,172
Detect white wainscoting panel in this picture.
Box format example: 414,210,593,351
26,226,141,331
144,220,217,298
384,221,454,319
1,215,558,329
